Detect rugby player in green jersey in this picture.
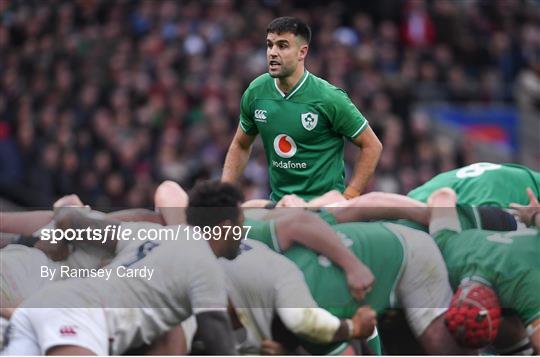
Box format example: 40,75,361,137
222,17,382,202
245,216,470,354
428,188,540,354
408,162,540,207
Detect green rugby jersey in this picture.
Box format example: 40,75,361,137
434,227,540,326
239,71,368,202
245,218,405,318
408,163,540,207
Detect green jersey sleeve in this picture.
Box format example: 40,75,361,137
327,89,368,140
238,90,258,135
245,218,282,253
512,271,540,326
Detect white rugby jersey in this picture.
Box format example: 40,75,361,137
19,227,227,354
219,240,317,354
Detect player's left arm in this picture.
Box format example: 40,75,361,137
275,261,376,343
329,191,429,225
345,126,382,199
510,187,540,227
427,188,462,235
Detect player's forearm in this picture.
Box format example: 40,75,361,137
0,211,54,235
346,143,382,198
222,141,251,183
275,211,362,273
277,307,341,343
55,210,121,252
332,192,429,225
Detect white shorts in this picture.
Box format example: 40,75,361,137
385,223,453,337
3,308,109,355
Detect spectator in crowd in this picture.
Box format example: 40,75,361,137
0,0,538,207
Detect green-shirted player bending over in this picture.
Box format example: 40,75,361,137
408,162,540,207
428,188,540,354
222,17,382,202
246,217,471,355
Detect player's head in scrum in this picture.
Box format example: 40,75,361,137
266,16,311,79
187,180,245,260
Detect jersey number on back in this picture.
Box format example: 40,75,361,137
456,163,501,179
122,241,160,267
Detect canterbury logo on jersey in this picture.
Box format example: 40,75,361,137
59,326,78,336
273,134,297,158
254,109,267,122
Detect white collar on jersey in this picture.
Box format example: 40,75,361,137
274,70,309,100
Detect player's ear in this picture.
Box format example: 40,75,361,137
298,44,308,61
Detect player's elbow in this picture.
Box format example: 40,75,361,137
155,180,188,208
275,210,314,249
369,137,383,156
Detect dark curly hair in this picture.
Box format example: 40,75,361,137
186,180,245,227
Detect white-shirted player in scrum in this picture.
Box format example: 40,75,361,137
2,181,378,354
3,181,243,355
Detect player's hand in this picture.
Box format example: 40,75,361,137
343,186,361,200
351,306,377,339
509,188,540,227
276,194,307,208
53,194,84,208
346,263,375,300
34,238,69,261
260,339,289,355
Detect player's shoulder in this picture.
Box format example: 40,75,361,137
307,72,349,99
245,73,273,93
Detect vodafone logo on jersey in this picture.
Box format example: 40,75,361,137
273,134,297,158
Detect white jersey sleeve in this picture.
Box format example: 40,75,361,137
219,240,318,353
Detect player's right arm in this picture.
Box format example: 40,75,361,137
274,257,376,344
222,90,257,184
510,187,540,227
222,126,256,183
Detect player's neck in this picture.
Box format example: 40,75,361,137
276,66,305,94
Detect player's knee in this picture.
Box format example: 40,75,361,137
155,180,188,208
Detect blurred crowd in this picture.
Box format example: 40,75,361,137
0,0,539,208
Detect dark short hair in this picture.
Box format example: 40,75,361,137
267,17,311,44
477,206,517,231
186,180,245,227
